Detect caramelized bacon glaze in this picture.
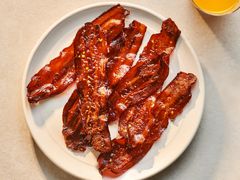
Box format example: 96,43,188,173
27,4,129,103
62,21,146,152
63,23,112,152
108,18,181,122
98,72,197,177
26,4,199,177
107,20,147,87
27,44,75,103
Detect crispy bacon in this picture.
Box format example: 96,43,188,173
119,72,197,147
98,137,154,177
107,20,147,87
62,89,89,151
62,21,147,152
118,93,158,147
108,18,181,122
62,23,111,152
27,4,129,103
27,44,75,103
26,4,197,177
98,72,197,177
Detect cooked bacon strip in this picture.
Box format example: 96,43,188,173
61,32,126,151
98,9,129,43
119,72,197,147
92,4,128,27
62,89,89,151
107,20,147,87
63,23,112,152
98,72,197,177
75,23,111,152
27,4,129,103
118,93,158,147
108,18,181,122
62,21,147,152
98,137,153,177
27,44,75,103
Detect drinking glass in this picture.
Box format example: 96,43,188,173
192,0,240,16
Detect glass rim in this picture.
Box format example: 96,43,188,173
192,0,240,16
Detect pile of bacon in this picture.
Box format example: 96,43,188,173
27,5,197,177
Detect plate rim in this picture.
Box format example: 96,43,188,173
21,2,205,180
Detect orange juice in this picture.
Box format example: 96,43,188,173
193,0,240,15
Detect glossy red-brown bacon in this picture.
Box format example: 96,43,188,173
63,23,112,152
107,20,147,87
62,89,88,151
108,18,181,122
27,44,75,103
62,21,147,152
98,72,197,177
119,72,197,147
27,4,129,103
118,93,158,147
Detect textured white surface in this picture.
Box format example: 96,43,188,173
0,0,240,180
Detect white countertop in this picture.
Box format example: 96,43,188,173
1,0,240,179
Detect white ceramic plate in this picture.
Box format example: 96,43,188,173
22,2,205,180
